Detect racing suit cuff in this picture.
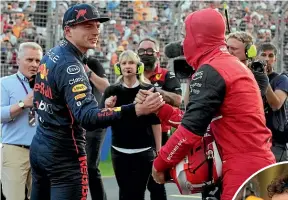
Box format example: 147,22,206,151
157,104,173,123
153,125,203,172
121,104,136,118
153,155,170,172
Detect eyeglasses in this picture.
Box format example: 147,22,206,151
260,53,275,58
137,48,156,56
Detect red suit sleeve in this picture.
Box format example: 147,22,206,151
153,125,202,172
154,64,226,172
157,104,184,128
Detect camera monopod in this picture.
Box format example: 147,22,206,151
223,2,231,34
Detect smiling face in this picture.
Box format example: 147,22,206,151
65,20,100,53
17,47,42,78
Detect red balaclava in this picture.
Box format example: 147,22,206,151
183,8,227,70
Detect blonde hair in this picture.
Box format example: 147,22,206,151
18,42,43,58
116,50,150,85
226,31,254,46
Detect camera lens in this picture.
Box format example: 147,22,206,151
251,61,265,73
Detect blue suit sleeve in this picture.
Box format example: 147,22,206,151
54,63,136,131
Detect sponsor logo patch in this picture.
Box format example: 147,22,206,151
74,93,86,100
34,82,53,99
72,84,87,93
69,76,85,85
35,100,53,114
75,9,87,20
38,63,49,80
155,74,162,80
67,65,81,74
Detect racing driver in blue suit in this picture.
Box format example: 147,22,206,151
29,3,164,200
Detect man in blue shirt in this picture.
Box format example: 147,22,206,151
259,43,288,162
1,42,43,200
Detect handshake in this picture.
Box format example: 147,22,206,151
105,88,165,116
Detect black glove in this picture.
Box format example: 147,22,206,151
87,56,107,78
252,71,269,97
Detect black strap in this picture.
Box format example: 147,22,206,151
16,74,29,94
207,153,213,184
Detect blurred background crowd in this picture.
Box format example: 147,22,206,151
1,0,288,81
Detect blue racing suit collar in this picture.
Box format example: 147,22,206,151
60,38,85,62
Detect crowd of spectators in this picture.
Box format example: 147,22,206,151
1,1,288,78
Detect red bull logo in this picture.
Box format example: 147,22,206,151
38,64,49,80
75,9,88,20
34,82,53,99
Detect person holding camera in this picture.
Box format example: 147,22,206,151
258,43,288,162
227,31,269,98
149,8,275,200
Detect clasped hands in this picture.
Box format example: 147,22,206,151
104,88,165,116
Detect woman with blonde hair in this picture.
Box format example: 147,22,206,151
100,50,162,200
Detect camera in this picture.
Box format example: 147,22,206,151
250,60,267,73
173,57,195,79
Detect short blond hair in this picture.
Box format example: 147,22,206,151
226,31,254,46
18,42,43,58
116,50,149,85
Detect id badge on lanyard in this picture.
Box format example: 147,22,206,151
16,74,36,127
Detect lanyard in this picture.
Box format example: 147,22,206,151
16,74,29,95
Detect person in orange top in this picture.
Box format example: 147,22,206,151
12,17,26,38
111,46,124,67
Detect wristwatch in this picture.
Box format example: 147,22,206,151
18,100,25,109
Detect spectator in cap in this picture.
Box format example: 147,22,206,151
111,45,124,67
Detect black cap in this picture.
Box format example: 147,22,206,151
62,3,110,29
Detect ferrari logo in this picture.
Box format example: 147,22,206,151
155,74,162,80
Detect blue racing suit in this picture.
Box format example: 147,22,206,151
30,39,136,200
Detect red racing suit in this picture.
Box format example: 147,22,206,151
154,8,275,200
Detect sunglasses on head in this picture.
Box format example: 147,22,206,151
260,53,275,58
137,48,156,56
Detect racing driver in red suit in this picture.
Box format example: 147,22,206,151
149,8,276,200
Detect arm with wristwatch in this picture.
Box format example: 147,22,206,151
1,90,34,122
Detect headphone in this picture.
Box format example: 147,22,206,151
114,62,144,76
245,43,257,59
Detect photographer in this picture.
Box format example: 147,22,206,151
227,31,269,98
258,43,288,162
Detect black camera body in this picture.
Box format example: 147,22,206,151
173,57,195,79
250,60,267,73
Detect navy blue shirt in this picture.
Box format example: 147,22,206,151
265,72,288,138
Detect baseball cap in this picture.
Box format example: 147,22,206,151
62,3,110,29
